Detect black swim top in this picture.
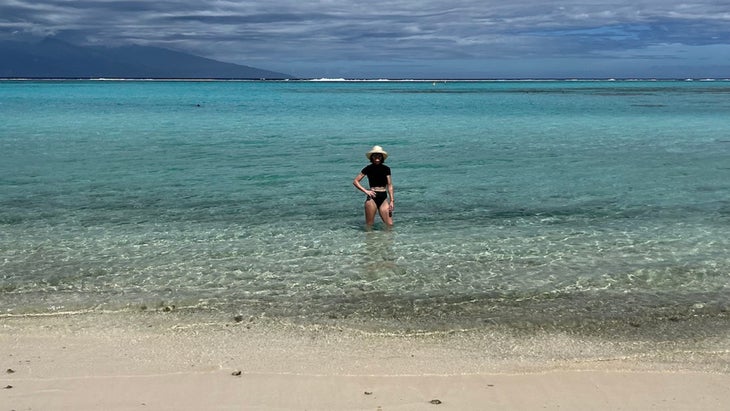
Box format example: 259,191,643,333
361,164,391,187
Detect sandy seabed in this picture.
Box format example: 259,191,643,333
2,312,729,410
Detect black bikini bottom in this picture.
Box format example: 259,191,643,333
370,191,388,208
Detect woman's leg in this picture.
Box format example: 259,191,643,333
378,200,393,226
364,198,378,226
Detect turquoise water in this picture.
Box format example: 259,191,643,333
1,80,729,334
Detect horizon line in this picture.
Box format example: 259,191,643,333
2,77,729,82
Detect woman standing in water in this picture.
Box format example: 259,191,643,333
353,145,394,227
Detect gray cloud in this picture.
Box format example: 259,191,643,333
2,0,729,77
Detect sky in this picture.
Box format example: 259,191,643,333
1,0,730,79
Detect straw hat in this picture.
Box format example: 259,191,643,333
366,145,388,160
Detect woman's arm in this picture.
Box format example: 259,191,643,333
354,173,375,197
387,175,394,211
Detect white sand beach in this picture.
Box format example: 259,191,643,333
2,313,729,410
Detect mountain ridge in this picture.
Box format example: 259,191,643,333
0,38,293,79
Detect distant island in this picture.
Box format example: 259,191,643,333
0,37,293,80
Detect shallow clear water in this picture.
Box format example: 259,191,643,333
1,80,729,333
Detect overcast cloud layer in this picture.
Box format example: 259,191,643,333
2,0,729,78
